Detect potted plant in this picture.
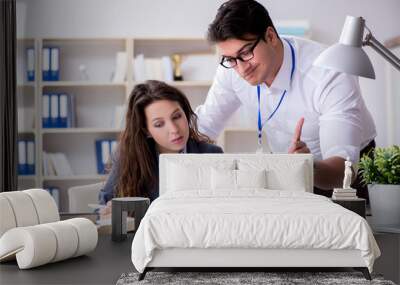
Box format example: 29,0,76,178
359,145,400,228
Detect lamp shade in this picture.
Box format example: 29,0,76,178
313,16,376,79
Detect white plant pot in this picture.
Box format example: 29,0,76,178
368,184,400,227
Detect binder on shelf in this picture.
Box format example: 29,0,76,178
26,140,35,175
95,139,116,174
67,94,76,128
110,140,118,163
26,48,35,81
42,94,51,128
50,93,59,127
17,140,35,175
42,93,75,128
59,94,68,128
111,141,118,157
42,47,51,81
18,140,27,175
50,47,60,81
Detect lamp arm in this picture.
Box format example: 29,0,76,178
363,33,400,72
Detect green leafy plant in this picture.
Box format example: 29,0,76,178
359,145,400,185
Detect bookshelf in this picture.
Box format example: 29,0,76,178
16,37,217,211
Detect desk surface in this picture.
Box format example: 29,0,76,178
0,234,134,285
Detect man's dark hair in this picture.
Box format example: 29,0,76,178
207,0,278,43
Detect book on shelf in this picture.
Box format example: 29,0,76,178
133,54,145,82
18,140,35,175
135,53,219,82
42,152,74,176
146,58,164,81
95,139,118,174
42,151,54,176
180,53,219,81
42,93,75,128
161,56,174,81
112,105,126,129
111,52,127,83
133,54,174,82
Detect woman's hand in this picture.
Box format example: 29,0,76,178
99,201,112,218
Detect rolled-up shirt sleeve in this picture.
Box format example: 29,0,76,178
196,66,242,140
318,72,364,163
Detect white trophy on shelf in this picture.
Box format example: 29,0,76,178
332,157,358,200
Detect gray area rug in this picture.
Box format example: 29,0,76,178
116,271,396,285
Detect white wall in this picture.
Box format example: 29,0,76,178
17,0,400,147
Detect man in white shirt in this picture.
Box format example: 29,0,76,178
196,0,376,197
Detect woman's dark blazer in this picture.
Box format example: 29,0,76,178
98,139,223,204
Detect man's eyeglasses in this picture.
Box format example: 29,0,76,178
220,37,261,69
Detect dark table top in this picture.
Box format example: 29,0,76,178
0,233,135,285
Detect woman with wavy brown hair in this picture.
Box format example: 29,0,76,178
99,80,223,206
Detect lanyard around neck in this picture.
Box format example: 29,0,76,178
257,38,296,145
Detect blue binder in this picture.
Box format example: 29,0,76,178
67,94,75,128
110,140,118,161
27,48,35,81
26,140,35,175
42,94,51,128
50,47,60,81
42,47,51,81
50,93,59,128
95,140,114,174
18,140,27,175
59,94,68,128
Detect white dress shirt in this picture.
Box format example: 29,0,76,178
196,36,376,162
